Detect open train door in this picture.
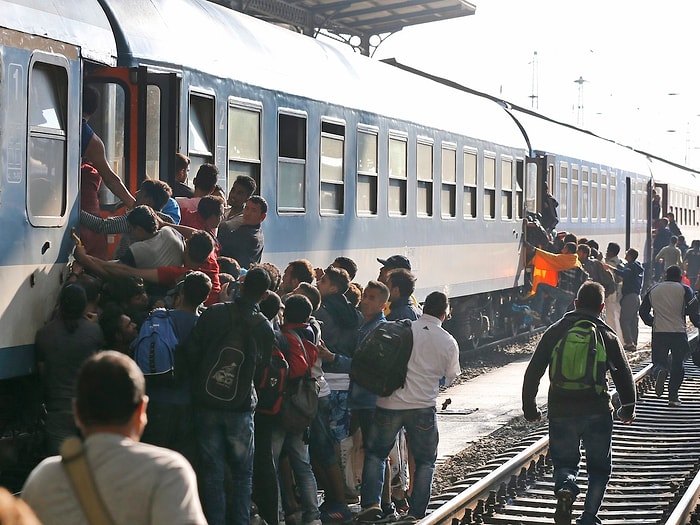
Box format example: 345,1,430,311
86,66,180,194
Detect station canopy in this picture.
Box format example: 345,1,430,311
212,0,477,55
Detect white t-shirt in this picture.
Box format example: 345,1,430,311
376,314,460,410
22,433,206,525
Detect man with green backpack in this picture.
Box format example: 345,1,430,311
522,281,636,525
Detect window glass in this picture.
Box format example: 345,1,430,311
278,112,307,212
464,150,477,186
388,135,407,216
357,130,378,215
571,167,579,219
559,164,568,219
28,62,67,221
188,95,213,156
417,142,433,217
441,146,456,218
484,156,495,188
145,85,161,180
228,105,261,191
320,121,345,214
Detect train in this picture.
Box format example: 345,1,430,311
2,0,700,380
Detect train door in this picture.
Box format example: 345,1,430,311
86,67,180,195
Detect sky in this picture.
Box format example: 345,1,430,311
327,0,700,168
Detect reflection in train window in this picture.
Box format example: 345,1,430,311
417,141,433,217
388,134,407,216
581,167,589,221
28,61,67,221
278,112,307,212
501,158,513,220
188,93,214,176
559,163,568,220
601,170,608,220
228,104,261,192
591,168,598,220
320,120,345,215
145,85,161,181
88,82,126,207
571,166,579,220
516,159,524,219
463,149,477,219
484,155,496,219
357,128,378,216
610,173,616,220
441,145,456,219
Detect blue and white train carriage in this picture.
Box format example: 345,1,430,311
1,0,698,390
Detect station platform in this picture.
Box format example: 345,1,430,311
435,319,653,460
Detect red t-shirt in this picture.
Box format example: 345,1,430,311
156,252,221,306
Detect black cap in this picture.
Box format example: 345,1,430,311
377,255,411,270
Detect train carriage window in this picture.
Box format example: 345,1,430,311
559,164,568,220
388,134,407,216
591,168,598,220
581,167,589,221
278,112,307,212
601,170,608,220
571,166,579,221
320,120,345,215
463,149,477,219
441,144,456,218
28,61,68,223
188,94,214,176
501,158,513,220
610,173,616,219
228,104,261,192
145,86,161,181
417,141,433,217
357,128,378,216
484,155,496,219
515,160,524,219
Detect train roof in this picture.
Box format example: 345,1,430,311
647,156,700,191
0,0,116,65
507,107,651,175
98,0,527,150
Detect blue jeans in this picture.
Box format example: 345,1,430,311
531,283,574,321
282,431,320,523
361,407,438,518
195,407,255,525
549,413,613,525
651,332,690,401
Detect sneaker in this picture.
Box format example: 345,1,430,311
321,503,353,524
391,497,410,515
669,398,683,407
655,369,668,397
554,488,574,525
353,506,383,523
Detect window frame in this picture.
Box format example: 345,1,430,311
319,118,346,216
27,54,70,226
277,108,308,214
441,142,457,219
356,124,379,217
227,97,263,194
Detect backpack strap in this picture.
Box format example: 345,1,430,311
60,436,116,525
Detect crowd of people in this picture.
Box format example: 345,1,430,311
17,154,461,525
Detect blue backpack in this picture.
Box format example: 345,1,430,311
131,308,179,383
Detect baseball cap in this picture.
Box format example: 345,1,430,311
376,255,411,270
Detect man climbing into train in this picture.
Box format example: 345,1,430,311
522,281,636,525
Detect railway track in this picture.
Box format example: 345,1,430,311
424,356,700,525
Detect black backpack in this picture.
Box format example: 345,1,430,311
193,302,266,410
350,320,413,397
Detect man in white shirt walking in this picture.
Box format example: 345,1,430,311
356,292,461,521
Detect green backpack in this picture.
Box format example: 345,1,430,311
549,319,608,395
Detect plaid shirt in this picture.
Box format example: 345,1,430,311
558,265,590,296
